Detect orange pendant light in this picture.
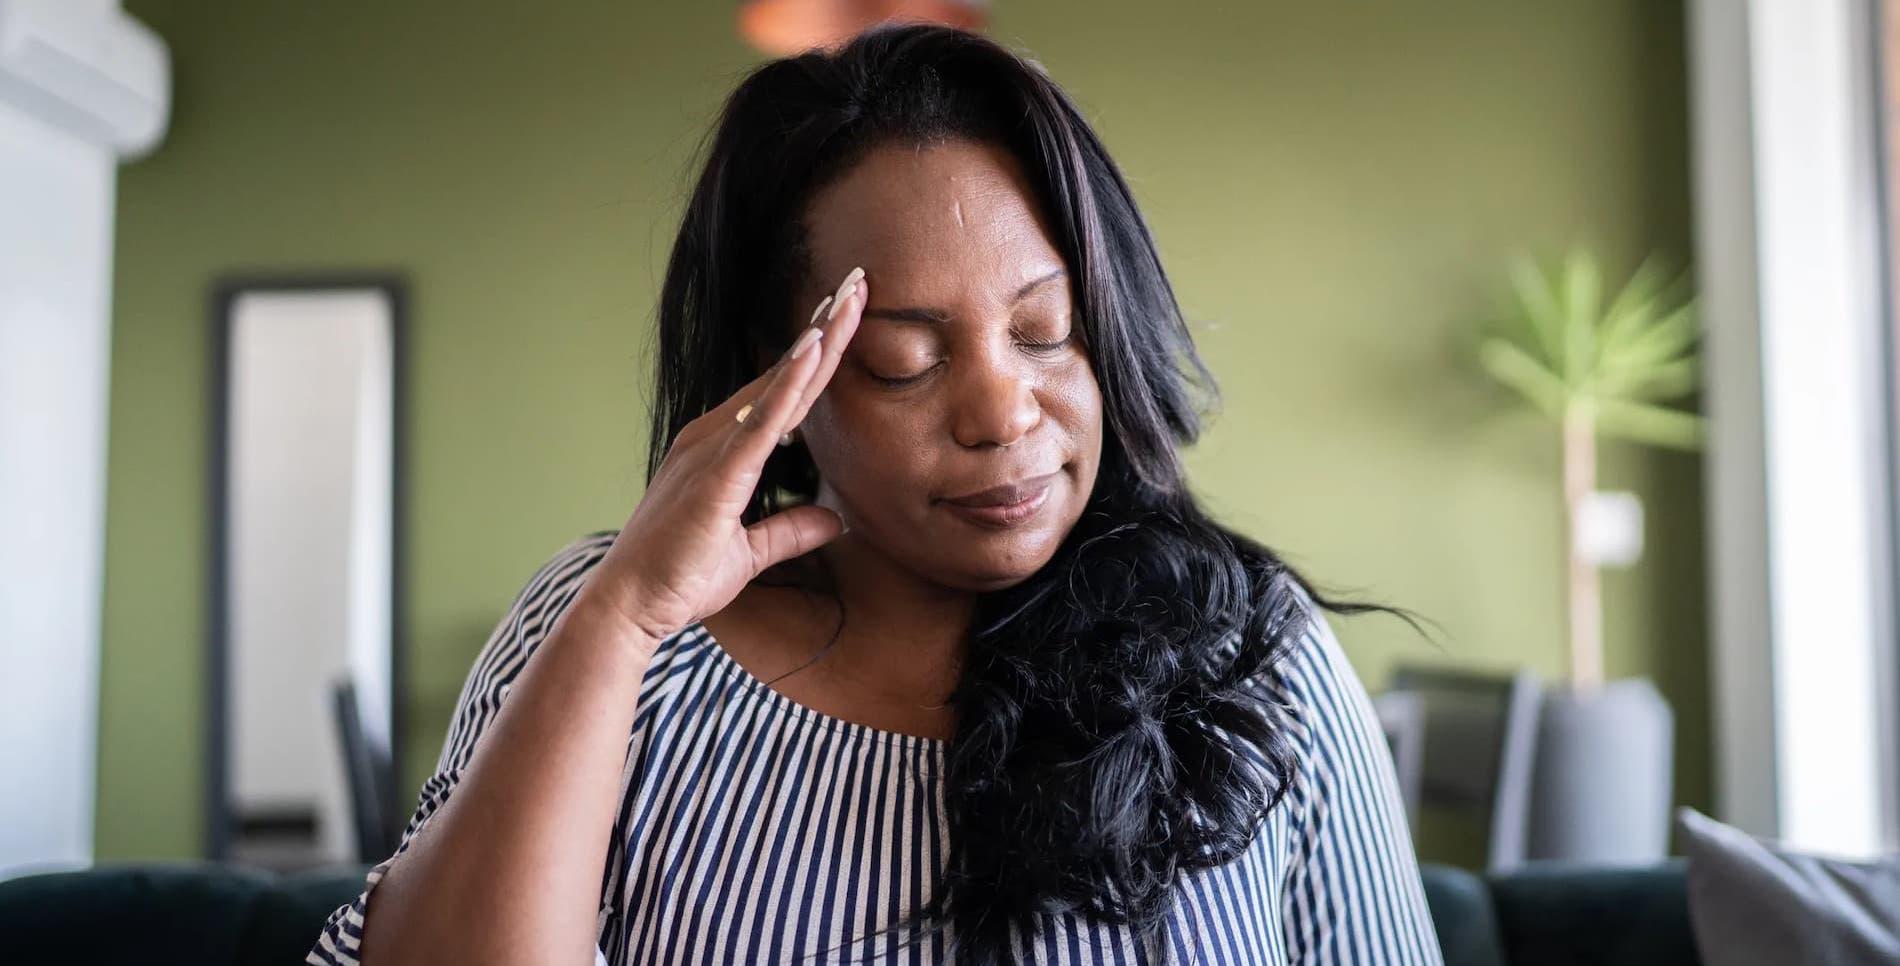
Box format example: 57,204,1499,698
738,0,989,56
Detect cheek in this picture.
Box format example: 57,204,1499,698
804,392,936,486
1043,360,1104,441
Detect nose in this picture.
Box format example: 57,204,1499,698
950,351,1042,449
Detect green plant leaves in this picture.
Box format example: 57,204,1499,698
1560,249,1601,383
1507,255,1568,369
1478,338,1568,419
1480,246,1707,450
1596,397,1707,451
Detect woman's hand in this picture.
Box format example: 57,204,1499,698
344,275,863,962
582,267,868,645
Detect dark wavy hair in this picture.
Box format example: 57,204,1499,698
643,22,1421,965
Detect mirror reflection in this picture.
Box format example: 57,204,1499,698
207,280,405,873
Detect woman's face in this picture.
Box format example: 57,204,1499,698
792,137,1104,592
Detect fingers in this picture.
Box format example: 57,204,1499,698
683,269,865,445
690,343,796,440
745,503,848,573
785,274,864,432
712,323,826,496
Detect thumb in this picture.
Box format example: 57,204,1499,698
745,504,847,573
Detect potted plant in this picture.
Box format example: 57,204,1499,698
1476,247,1703,864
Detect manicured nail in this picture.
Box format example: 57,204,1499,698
826,266,864,323
806,295,833,330
788,325,823,360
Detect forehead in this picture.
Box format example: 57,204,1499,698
802,139,1062,287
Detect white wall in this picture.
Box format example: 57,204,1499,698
0,98,116,875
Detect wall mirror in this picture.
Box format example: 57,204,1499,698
206,276,406,871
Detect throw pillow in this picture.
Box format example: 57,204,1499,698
1675,806,1900,966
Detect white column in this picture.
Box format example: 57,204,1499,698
0,0,168,875
0,100,117,874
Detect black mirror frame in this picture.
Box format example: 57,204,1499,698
204,273,408,862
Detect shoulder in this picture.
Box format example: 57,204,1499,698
496,531,731,697
484,529,739,679
428,531,617,772
1264,582,1381,761
485,531,618,650
514,530,620,606
447,531,622,711
435,530,709,774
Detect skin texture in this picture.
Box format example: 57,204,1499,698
701,138,1105,740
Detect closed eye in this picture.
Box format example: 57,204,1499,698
868,362,939,388
867,334,1076,389
1021,333,1074,353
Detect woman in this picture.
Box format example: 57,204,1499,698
309,23,1439,966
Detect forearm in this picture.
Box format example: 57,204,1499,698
357,589,663,966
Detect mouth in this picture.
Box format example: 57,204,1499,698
938,470,1060,528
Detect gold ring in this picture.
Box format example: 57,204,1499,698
735,402,753,424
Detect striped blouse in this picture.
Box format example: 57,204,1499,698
307,531,1442,965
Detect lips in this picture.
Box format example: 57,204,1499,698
941,470,1061,507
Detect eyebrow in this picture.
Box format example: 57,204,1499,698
859,267,1067,326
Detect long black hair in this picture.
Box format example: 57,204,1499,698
644,22,1423,964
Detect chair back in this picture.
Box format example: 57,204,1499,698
329,677,397,863
1385,666,1543,872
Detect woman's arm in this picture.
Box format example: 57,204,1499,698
307,267,867,966
307,535,658,966
1272,598,1444,965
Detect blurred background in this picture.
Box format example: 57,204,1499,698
3,0,1897,959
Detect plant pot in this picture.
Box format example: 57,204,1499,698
1525,676,1674,864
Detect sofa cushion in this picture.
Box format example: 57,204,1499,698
0,861,371,966
1487,858,1701,966
0,862,270,964
241,865,378,964
1419,863,1505,966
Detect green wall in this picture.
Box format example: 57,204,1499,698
99,0,1706,860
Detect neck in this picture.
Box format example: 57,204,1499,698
806,533,970,709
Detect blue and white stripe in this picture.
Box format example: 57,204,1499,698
308,532,1441,964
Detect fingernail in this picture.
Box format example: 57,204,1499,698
788,325,823,360
806,295,834,330
826,266,864,324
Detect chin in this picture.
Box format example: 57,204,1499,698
947,561,1051,594
932,523,1070,591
